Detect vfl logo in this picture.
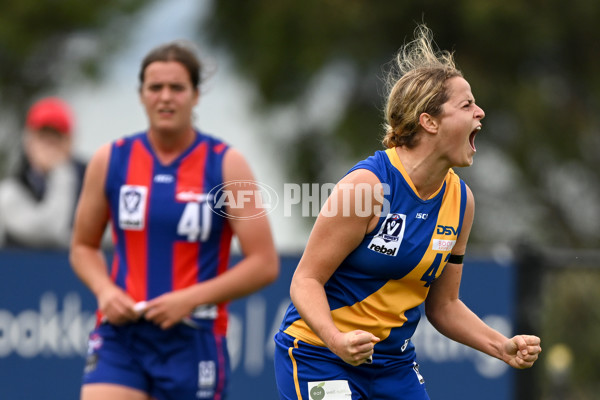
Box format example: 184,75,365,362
380,213,403,242
123,189,142,213
367,213,406,256
119,185,148,230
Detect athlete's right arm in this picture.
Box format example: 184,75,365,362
289,169,381,366
69,144,138,325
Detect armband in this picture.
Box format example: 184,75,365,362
447,254,464,264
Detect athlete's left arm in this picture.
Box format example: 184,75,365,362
212,147,280,297
424,184,541,369
144,148,279,329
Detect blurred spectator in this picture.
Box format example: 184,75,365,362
0,97,86,249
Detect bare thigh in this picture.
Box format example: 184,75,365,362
81,383,152,400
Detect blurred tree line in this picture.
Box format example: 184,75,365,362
203,0,600,249
1,0,598,249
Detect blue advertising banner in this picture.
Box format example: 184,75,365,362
0,250,97,400
0,251,514,399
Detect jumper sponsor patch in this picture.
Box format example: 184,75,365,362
308,380,352,399
432,239,456,252
367,213,406,256
175,188,212,203
119,185,147,230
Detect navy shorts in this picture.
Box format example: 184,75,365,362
83,320,229,400
274,331,429,400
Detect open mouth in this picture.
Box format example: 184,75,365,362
469,126,481,151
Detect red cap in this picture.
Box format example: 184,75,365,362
25,97,73,135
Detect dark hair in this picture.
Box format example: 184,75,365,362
138,40,203,89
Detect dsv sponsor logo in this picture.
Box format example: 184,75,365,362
208,180,279,220
436,225,457,235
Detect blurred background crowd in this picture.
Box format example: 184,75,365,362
0,0,598,398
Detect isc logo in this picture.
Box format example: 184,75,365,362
436,225,457,235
